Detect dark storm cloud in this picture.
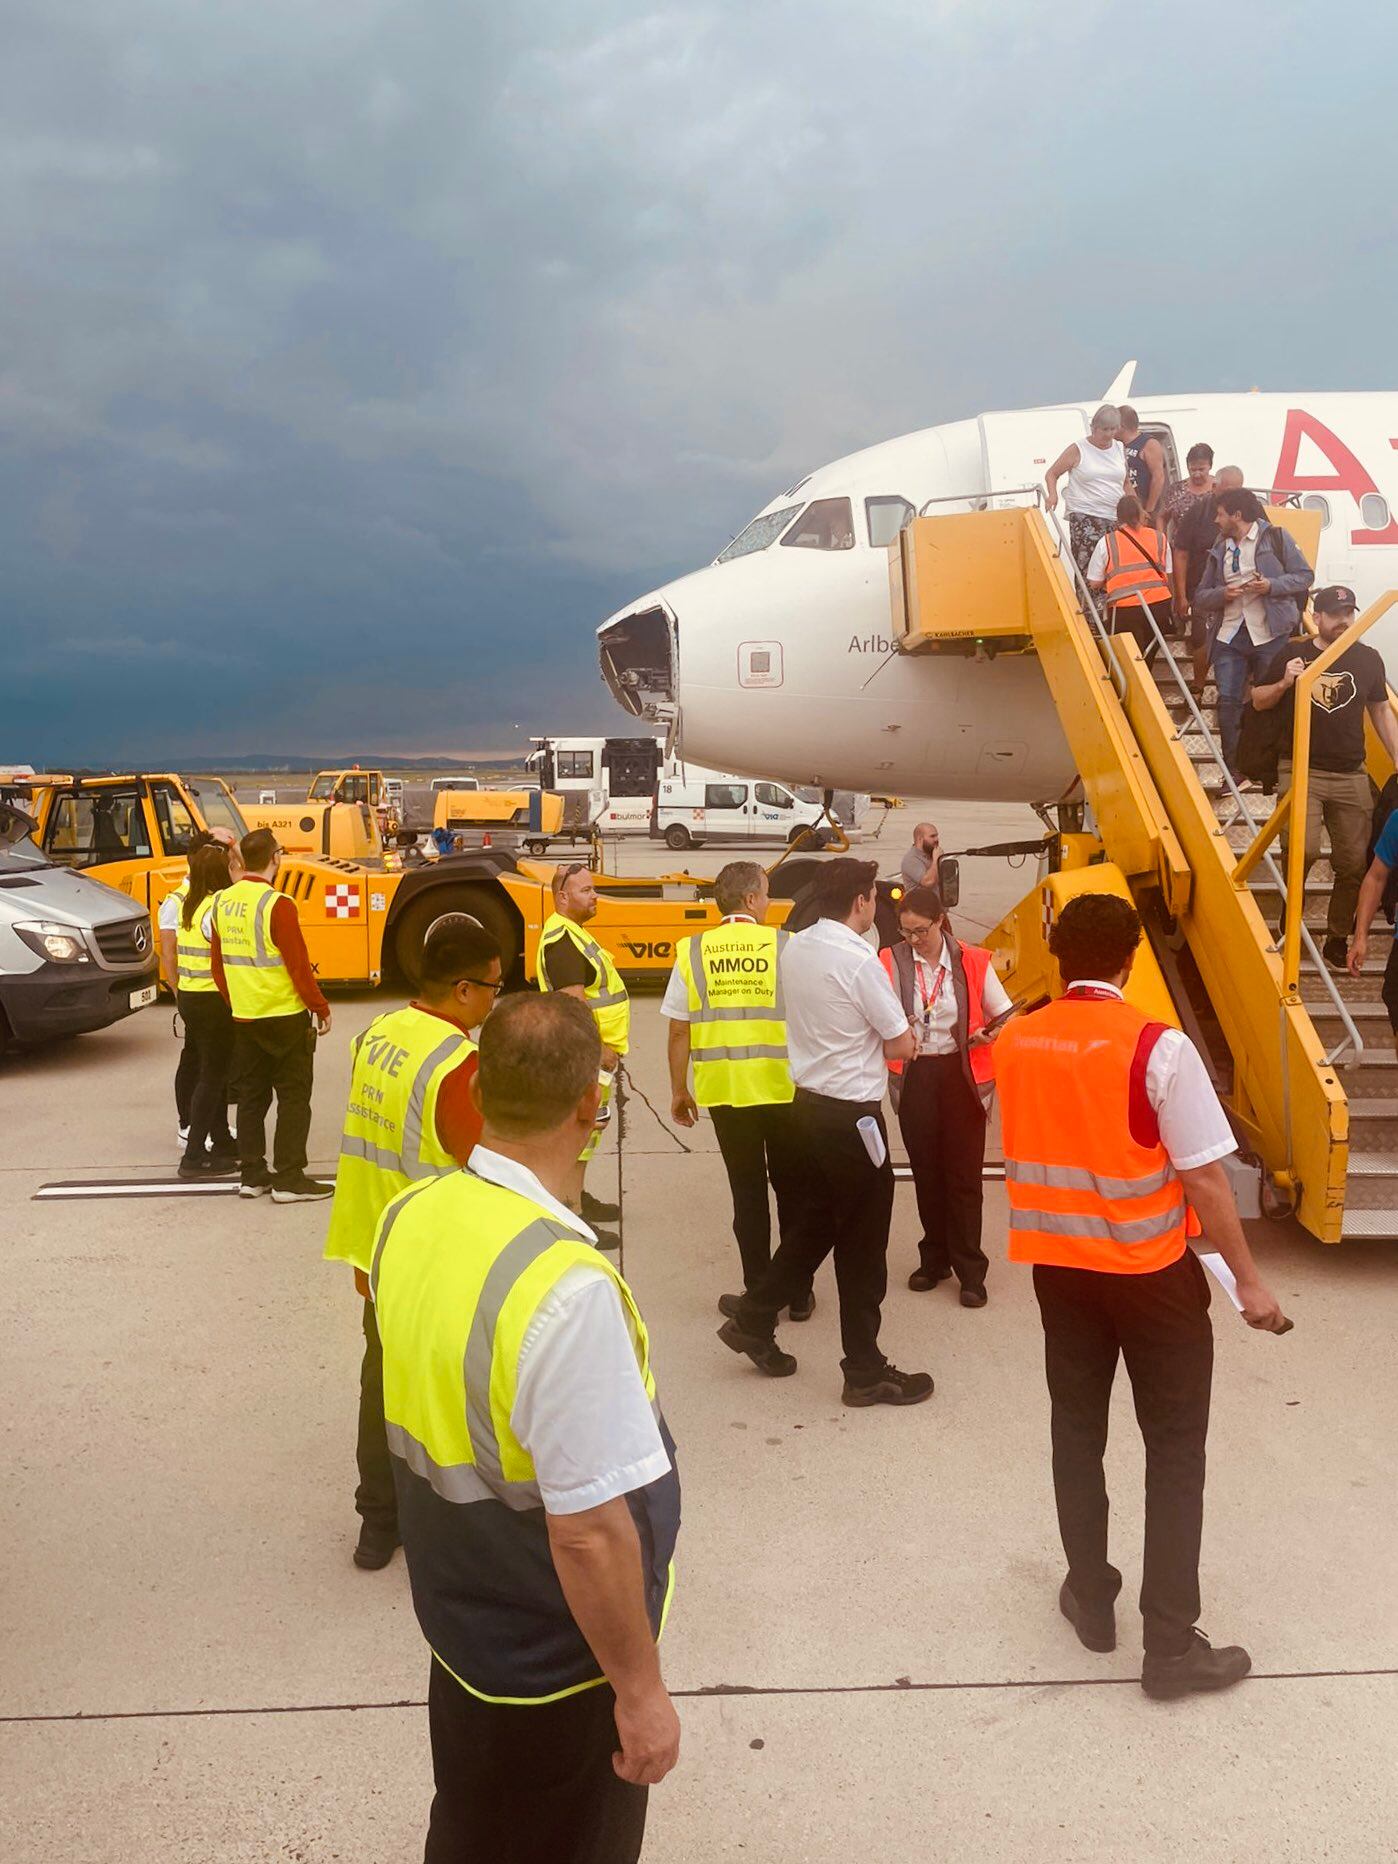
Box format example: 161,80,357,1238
2,0,1395,761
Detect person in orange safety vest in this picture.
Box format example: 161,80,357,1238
996,892,1290,1702
878,883,1013,1307
1087,492,1173,663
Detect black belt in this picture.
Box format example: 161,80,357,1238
793,1086,883,1115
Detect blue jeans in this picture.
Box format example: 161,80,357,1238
1212,632,1277,776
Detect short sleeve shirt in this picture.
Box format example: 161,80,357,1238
1374,811,1398,910
1262,637,1388,773
538,932,597,992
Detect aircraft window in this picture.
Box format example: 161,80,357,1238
717,505,802,563
754,782,791,809
780,497,855,551
704,783,747,810
1300,494,1331,528
556,750,595,780
866,496,915,549
1360,493,1390,530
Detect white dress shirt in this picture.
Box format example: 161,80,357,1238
781,918,909,1103
464,1148,671,1515
1216,522,1269,647
1086,530,1172,588
910,944,1013,1057
1070,983,1236,1170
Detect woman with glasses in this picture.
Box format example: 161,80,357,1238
878,885,1014,1307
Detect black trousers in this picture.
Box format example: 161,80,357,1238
897,1054,988,1292
176,990,235,1160
230,1010,316,1186
424,1659,648,1864
708,1100,809,1294
174,1019,200,1127
1107,596,1170,664
356,1297,396,1534
736,1089,893,1380
1033,1251,1214,1657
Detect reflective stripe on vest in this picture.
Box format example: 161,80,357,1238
212,879,302,1019
877,938,995,1087
176,888,220,993
536,912,631,1055
324,1004,473,1273
1103,526,1171,608
370,1172,679,1703
677,923,793,1108
996,995,1190,1274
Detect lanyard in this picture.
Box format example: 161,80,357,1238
915,955,948,1046
1063,986,1120,1002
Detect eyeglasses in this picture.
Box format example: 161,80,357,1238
901,921,939,940
458,977,505,996
1227,543,1241,575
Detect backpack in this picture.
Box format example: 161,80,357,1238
1235,692,1285,790
1262,523,1312,626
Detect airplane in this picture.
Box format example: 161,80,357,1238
596,364,1398,800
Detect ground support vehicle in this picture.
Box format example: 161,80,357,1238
0,799,159,1052
241,769,389,856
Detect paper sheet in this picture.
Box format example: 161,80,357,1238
856,1115,887,1168
1195,1249,1244,1312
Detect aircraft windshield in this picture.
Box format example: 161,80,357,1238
716,504,802,564
780,498,854,551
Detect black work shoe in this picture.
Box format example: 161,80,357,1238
207,1149,240,1174
270,1175,335,1204
842,1364,934,1407
591,1228,621,1254
908,1269,949,1293
717,1292,745,1320
1141,1630,1252,1700
787,1289,816,1322
1059,1579,1116,1653
717,1318,797,1378
1322,937,1349,972
581,1189,621,1224
178,1155,215,1180
353,1523,401,1571
960,1287,989,1309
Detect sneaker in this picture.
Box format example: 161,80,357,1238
178,1155,215,1180
1059,1578,1116,1653
353,1523,401,1571
176,1124,190,1148
786,1289,816,1322
270,1175,336,1203
1141,1630,1252,1700
1322,937,1349,972
842,1364,935,1407
581,1189,621,1224
238,1176,273,1199
717,1318,797,1378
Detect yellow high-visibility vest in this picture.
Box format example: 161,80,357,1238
212,878,303,1019
536,912,630,1055
175,882,221,994
371,1168,679,1703
324,1004,473,1274
675,922,792,1108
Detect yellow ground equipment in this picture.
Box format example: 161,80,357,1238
241,769,389,858
890,499,1393,1243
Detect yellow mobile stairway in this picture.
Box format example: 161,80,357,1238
889,500,1398,1244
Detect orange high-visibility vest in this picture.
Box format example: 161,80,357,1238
996,990,1193,1274
877,939,995,1090
1103,525,1171,609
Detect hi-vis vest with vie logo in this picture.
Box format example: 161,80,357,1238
676,921,792,1108
536,912,630,1055
1102,525,1171,609
174,879,220,994
371,1169,680,1704
211,878,303,1019
996,990,1198,1274
324,1005,474,1274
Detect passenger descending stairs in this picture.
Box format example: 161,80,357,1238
1153,645,1398,1238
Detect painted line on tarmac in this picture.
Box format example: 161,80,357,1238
7,1666,1398,1723
32,1179,244,1200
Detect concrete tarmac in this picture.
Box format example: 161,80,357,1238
4,807,1398,1861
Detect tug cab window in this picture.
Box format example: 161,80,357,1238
781,498,855,551
556,750,595,780
151,785,198,855
44,789,152,867
866,496,915,548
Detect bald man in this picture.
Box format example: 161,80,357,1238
900,823,941,891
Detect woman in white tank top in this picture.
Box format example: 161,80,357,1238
1045,405,1129,575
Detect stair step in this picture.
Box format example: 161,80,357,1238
1344,1150,1398,1176
1340,1207,1398,1239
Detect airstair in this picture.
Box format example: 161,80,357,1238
889,500,1398,1243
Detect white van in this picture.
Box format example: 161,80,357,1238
652,767,831,851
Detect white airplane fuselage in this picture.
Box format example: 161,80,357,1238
597,390,1398,801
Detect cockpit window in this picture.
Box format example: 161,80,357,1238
716,505,802,564
866,496,915,549
780,497,855,551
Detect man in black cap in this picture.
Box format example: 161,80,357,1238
1251,586,1398,969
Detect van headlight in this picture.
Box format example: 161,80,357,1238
14,921,91,963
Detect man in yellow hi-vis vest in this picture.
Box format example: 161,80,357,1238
663,860,813,1321
373,992,681,1861
211,827,333,1203
324,917,502,1572
536,861,629,1245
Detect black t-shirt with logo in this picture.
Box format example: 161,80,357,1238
1261,637,1389,772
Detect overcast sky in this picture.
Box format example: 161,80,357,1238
3,0,1395,763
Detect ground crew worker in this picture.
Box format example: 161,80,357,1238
663,860,814,1320
157,825,237,1150
879,883,1012,1307
323,917,503,1573
175,840,238,1179
372,993,681,1861
995,893,1289,1700
210,827,333,1203
1087,493,1173,661
536,860,627,1243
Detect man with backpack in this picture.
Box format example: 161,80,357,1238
1193,489,1314,784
